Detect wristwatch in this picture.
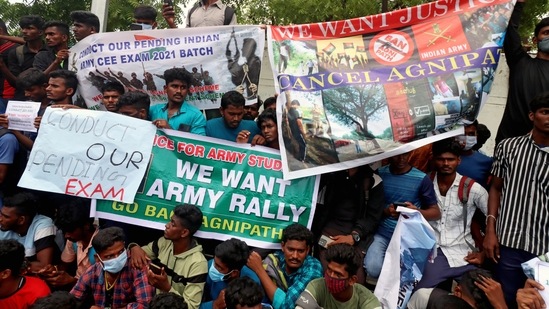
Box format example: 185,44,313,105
351,232,360,244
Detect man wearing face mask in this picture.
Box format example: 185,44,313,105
201,238,261,309
296,244,381,309
131,5,158,30
70,227,155,309
456,120,493,189
495,0,549,145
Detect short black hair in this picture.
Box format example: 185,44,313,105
281,223,314,247
535,17,549,37
117,91,150,114
49,70,79,93
225,277,264,309
17,68,48,90
257,108,277,129
31,291,81,309
460,269,494,309
164,68,192,86
530,91,549,112
92,227,125,254
54,198,93,233
432,139,462,157
134,5,158,21
263,96,276,109
291,99,300,106
215,238,250,271
324,243,362,276
101,81,125,95
3,192,38,218
173,204,203,236
19,15,45,30
221,90,245,109
0,239,25,277
70,11,100,31
149,292,187,309
473,123,491,151
43,21,70,36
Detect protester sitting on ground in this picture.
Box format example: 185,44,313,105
70,227,154,308
0,239,50,308
430,295,474,309
257,108,279,149
129,204,208,309
150,292,188,309
117,91,151,120
69,11,100,41
247,223,323,309
201,238,260,309
34,69,79,129
37,198,97,288
31,291,81,309
313,164,384,285
296,243,381,309
224,277,264,309
101,81,125,113
149,68,206,135
243,98,261,121
408,269,506,309
0,192,57,272
363,152,440,284
132,5,158,30
414,140,487,291
206,90,264,145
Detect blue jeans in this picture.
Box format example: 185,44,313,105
496,245,536,309
414,248,477,290
364,233,391,279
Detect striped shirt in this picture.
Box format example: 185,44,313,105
492,134,549,255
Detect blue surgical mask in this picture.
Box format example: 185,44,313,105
538,37,549,53
100,250,127,274
208,263,233,282
456,135,477,151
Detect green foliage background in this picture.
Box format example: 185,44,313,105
0,0,546,43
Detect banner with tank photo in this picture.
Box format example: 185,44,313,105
70,25,265,110
92,130,320,249
18,108,156,203
268,0,513,180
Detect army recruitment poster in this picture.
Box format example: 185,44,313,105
268,0,514,180
93,130,319,249
70,25,264,110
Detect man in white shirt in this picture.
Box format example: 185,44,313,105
414,140,488,290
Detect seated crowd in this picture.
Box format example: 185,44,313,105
0,3,548,309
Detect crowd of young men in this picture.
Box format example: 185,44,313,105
0,0,549,308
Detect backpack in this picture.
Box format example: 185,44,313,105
187,1,235,26
429,172,477,252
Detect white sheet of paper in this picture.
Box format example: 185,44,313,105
537,263,549,304
5,101,41,132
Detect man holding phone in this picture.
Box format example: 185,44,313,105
162,0,236,29
363,152,440,285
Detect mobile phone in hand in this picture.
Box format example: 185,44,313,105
164,0,173,6
149,263,162,275
393,202,407,207
318,235,334,249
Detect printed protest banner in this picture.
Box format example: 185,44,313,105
70,26,264,110
267,0,513,180
92,130,319,249
5,101,41,132
18,108,156,203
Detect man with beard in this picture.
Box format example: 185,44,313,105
247,223,323,309
33,21,69,75
206,90,264,144
414,140,487,290
149,68,206,135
